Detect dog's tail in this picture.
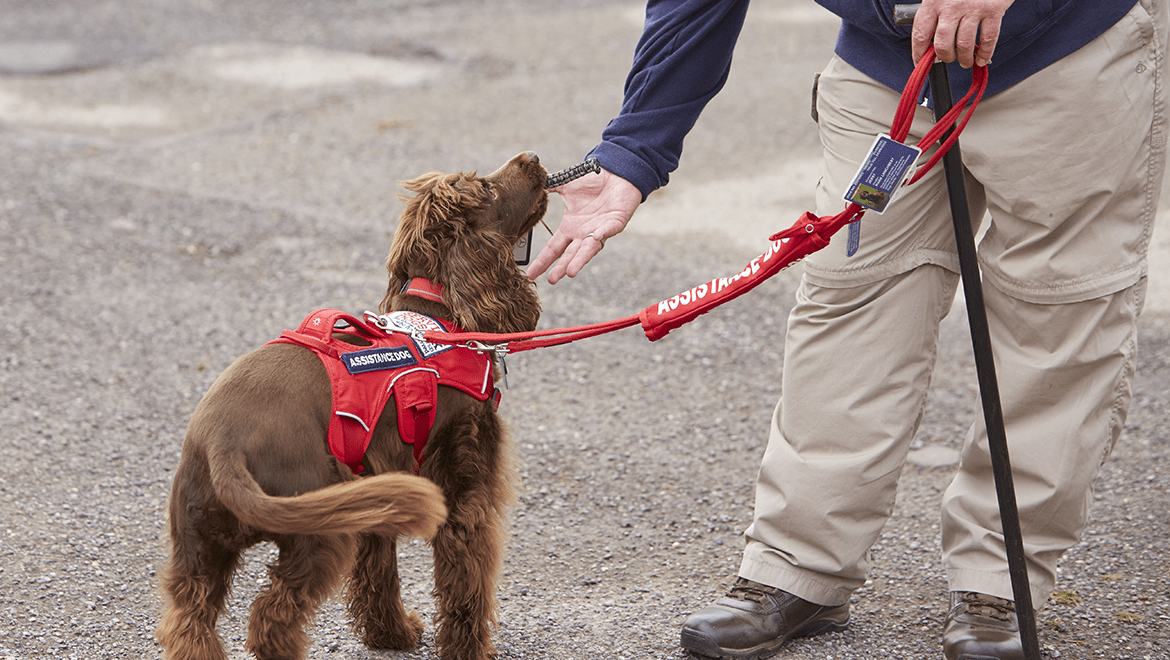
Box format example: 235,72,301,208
206,444,446,539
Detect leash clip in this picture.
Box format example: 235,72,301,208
363,311,392,332
466,341,512,389
465,340,510,356
364,310,428,344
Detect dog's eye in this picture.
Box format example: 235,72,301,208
484,183,498,200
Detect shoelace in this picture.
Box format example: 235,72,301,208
727,578,775,604
957,593,1015,621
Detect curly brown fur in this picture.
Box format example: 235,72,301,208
157,152,547,660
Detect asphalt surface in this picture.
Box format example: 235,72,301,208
1,1,1167,659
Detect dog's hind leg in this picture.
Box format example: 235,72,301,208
347,533,424,650
245,534,356,660
157,532,242,660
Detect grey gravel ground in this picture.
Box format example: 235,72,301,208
1,1,1167,659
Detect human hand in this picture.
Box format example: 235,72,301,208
911,0,1014,68
526,167,641,284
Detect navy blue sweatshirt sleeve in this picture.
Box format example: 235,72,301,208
588,0,751,201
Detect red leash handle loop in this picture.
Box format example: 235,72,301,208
890,47,935,142
893,46,989,183
907,64,987,183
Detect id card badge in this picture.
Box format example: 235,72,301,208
842,134,921,257
844,134,920,214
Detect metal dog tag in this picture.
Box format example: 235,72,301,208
513,228,533,265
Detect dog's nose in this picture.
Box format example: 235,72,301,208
524,151,539,164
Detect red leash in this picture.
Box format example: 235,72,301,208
426,47,987,353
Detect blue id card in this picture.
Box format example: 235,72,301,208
843,134,920,215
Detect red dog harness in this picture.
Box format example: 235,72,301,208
268,308,498,475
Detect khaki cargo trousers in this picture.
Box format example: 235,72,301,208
741,0,1167,608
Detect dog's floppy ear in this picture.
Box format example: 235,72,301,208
382,171,539,333
438,213,541,335
384,172,467,297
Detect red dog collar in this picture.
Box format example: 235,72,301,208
401,278,443,303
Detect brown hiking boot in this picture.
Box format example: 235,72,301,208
943,591,1025,660
680,578,850,660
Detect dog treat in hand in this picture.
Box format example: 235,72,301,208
545,157,601,189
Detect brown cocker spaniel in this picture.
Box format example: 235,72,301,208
157,151,547,660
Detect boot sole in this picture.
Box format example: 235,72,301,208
680,614,850,660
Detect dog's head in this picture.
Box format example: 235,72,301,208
381,151,547,333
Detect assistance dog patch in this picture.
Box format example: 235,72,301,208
342,346,418,374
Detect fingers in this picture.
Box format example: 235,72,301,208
526,232,569,282
563,233,607,279
529,231,606,285
950,16,980,69
910,0,1009,68
974,16,1000,67
547,233,607,284
910,3,940,64
535,225,615,284
527,226,594,284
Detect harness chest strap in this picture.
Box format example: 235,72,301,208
268,308,497,475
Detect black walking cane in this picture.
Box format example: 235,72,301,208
893,6,1042,660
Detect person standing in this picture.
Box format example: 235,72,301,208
529,1,1167,659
